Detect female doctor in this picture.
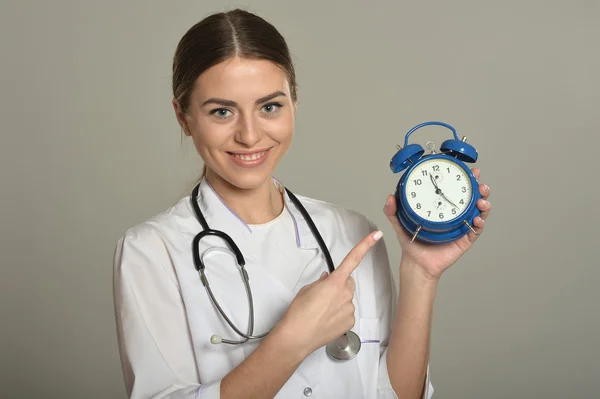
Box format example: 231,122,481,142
112,8,492,399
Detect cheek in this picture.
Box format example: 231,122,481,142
266,115,295,143
193,119,231,149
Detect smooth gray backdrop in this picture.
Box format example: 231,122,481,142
1,1,598,398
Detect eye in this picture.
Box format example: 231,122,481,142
261,102,283,114
210,108,232,119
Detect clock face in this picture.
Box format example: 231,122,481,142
404,158,473,222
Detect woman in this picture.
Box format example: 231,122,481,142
113,8,492,399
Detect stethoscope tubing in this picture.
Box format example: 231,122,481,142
190,181,341,347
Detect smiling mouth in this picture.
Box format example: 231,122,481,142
228,150,268,161
226,147,273,167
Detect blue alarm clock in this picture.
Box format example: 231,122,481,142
390,121,481,244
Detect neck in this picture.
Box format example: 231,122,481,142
204,170,284,225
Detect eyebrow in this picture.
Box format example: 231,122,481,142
201,91,287,107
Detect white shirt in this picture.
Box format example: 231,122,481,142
113,177,434,398
246,198,317,291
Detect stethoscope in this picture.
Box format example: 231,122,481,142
190,181,362,361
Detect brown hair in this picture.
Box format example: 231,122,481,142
172,9,298,178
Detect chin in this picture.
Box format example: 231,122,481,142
224,171,273,191
210,162,278,192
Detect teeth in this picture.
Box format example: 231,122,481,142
232,151,266,161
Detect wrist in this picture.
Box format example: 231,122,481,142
270,318,313,362
399,258,441,286
397,262,439,310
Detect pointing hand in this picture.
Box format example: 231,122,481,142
274,230,383,357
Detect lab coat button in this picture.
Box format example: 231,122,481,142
303,387,312,396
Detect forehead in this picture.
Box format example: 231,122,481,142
195,57,290,101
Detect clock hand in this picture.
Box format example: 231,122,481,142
440,192,459,209
430,172,459,209
429,173,441,193
430,173,459,209
429,173,438,189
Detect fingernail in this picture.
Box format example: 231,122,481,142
321,271,328,278
373,230,383,241
385,196,390,207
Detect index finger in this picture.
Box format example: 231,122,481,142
331,230,383,281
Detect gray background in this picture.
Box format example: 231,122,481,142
1,0,598,398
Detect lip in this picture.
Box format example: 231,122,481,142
226,147,273,168
227,148,272,155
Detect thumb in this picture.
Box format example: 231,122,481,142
383,194,409,240
310,271,328,285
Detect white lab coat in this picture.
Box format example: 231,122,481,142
113,178,434,398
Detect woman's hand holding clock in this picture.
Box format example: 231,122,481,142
384,167,492,281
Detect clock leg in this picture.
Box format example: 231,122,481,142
411,225,422,242
463,220,478,236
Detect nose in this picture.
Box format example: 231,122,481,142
234,113,262,148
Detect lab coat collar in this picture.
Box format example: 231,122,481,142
195,177,319,251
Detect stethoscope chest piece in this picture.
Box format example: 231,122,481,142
326,331,361,361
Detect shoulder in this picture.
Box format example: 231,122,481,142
113,196,191,277
117,201,180,246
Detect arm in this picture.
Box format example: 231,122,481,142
367,222,434,399
386,262,437,399
221,229,386,398
114,234,205,398
114,228,381,399
219,323,309,398
114,232,311,399
381,174,491,398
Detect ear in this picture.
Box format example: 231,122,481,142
292,85,299,116
172,98,191,136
